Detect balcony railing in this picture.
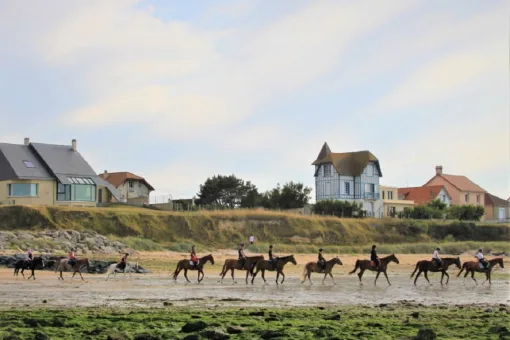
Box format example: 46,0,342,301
364,192,380,200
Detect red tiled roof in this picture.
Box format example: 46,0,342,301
485,193,510,207
99,172,155,191
398,185,448,205
425,174,485,193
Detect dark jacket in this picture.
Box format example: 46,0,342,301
238,248,245,260
318,252,325,263
370,249,378,261
269,249,273,260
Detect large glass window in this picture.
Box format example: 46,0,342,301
57,183,95,201
8,183,38,197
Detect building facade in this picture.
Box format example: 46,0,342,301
379,185,415,217
99,171,154,205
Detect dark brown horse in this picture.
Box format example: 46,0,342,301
55,258,90,281
348,253,399,285
251,255,297,285
13,257,45,280
457,257,504,285
218,255,264,284
410,257,461,285
172,254,214,283
301,257,343,285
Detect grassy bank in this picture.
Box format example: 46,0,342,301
0,206,508,251
0,305,508,339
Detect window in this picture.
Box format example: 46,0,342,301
465,193,469,203
345,182,350,195
324,165,331,177
367,164,373,176
382,190,385,199
388,191,393,200
8,183,38,197
74,184,94,201
476,194,480,204
57,183,71,201
57,182,95,202
442,195,446,202
365,183,375,193
22,160,35,168
325,182,331,196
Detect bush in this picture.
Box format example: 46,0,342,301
312,200,363,218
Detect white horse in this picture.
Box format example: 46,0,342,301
105,262,137,281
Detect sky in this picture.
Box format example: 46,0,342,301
0,0,509,201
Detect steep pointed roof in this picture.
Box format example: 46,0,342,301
312,143,382,177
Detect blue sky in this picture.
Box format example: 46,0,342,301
0,0,508,200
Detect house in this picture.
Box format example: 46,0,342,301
423,166,485,206
484,193,510,222
0,138,121,206
312,142,383,217
397,185,451,207
99,171,155,205
379,185,415,217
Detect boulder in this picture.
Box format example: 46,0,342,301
181,321,208,333
226,326,245,334
415,328,437,340
201,329,230,340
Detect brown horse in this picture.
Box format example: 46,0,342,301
301,257,343,285
349,253,399,285
251,255,297,285
55,258,90,281
457,257,504,285
410,257,461,285
172,254,214,283
218,255,264,284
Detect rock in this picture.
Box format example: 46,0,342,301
415,328,437,340
201,329,230,340
248,311,265,317
34,332,51,340
489,326,509,334
181,321,208,333
51,318,65,327
485,308,493,313
226,326,245,334
182,336,201,340
133,335,161,340
163,302,172,306
317,306,325,310
379,303,388,307
23,318,39,327
42,300,47,304
259,330,284,339
411,311,420,318
107,331,131,340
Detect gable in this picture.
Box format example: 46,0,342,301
425,174,485,193
0,143,53,181
312,143,382,177
485,193,510,207
398,185,447,205
100,172,155,191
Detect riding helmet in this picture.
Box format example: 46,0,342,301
478,248,482,252
319,248,323,252
240,243,245,247
269,245,273,248
436,247,440,251
372,245,376,249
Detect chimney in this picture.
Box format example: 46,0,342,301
103,170,108,179
435,165,443,176
24,138,30,145
72,139,77,152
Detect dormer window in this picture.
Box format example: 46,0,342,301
324,164,332,177
23,160,35,168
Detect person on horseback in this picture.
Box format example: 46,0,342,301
475,248,488,270
118,253,129,271
371,245,380,269
432,247,442,267
27,248,33,261
190,245,198,269
318,248,326,272
69,248,76,266
238,243,246,268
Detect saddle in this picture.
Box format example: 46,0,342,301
67,260,76,266
479,262,488,270
189,260,200,267
370,261,376,268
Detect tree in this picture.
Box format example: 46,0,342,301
428,199,447,211
261,182,312,210
312,200,363,218
197,175,261,209
447,205,485,221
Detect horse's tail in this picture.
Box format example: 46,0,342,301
301,264,308,281
172,262,181,278
457,262,466,277
410,262,419,279
219,260,228,276
55,260,60,273
348,260,360,275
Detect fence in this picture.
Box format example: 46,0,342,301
149,195,172,205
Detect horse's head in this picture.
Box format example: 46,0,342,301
207,254,215,265
391,253,400,264
496,257,504,268
290,255,297,265
454,257,461,269
334,256,343,265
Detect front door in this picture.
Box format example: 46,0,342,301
499,208,505,220
98,189,103,203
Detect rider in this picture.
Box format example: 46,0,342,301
371,245,380,269
238,243,247,268
69,248,76,266
475,248,488,270
190,245,198,269
119,253,129,271
432,247,442,267
27,248,33,262
318,248,326,272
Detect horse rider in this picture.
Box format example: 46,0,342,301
190,245,198,269
318,248,326,272
69,248,77,266
475,248,488,270
371,245,380,270
432,247,442,267
119,253,129,271
238,243,247,268
268,245,276,269
27,248,33,262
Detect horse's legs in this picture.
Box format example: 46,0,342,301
251,268,258,285
307,271,313,285
374,271,381,285
423,271,432,285
280,271,285,284
322,273,327,285
470,271,477,285
329,272,336,285
261,269,267,284
357,269,364,285
78,271,84,281
383,271,391,286
443,271,450,285
414,270,422,285
184,269,190,283
275,270,280,285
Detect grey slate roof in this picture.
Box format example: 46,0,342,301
0,143,53,181
0,141,121,201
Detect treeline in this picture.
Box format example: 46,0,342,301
397,199,485,221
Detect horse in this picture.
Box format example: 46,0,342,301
55,258,90,281
457,257,504,285
218,255,264,284
301,257,343,285
410,257,461,285
251,255,297,285
348,253,400,285
172,254,214,283
105,261,136,281
13,257,45,280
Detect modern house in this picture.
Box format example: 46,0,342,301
312,142,383,217
423,166,485,206
99,171,154,205
484,193,510,222
379,185,415,217
0,138,120,206
398,185,451,207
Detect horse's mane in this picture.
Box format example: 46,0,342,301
381,254,396,260
278,255,294,260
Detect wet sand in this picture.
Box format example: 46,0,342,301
0,252,508,309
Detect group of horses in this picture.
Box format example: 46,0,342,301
12,253,505,287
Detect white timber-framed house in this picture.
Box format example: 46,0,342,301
312,142,383,217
